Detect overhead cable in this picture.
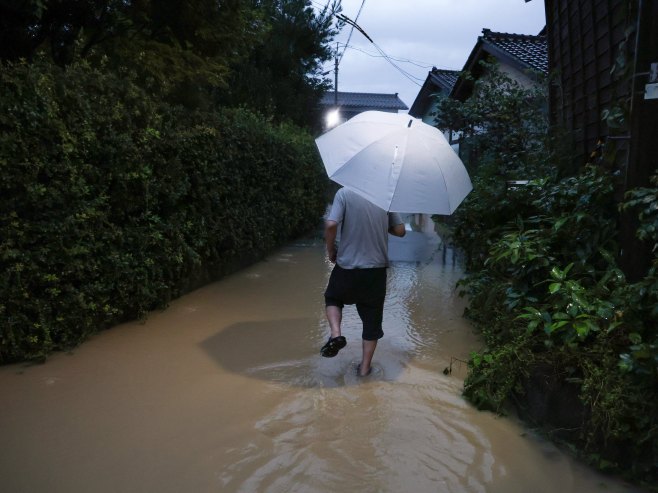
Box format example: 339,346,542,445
337,13,422,86
337,0,367,65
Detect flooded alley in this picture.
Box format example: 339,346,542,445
0,229,642,493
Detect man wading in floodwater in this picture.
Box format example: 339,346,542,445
321,187,406,376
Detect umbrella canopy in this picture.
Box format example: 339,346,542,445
315,110,472,214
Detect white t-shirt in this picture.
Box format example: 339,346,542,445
327,188,404,269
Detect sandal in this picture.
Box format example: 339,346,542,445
320,336,346,358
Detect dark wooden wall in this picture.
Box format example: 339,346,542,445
545,0,630,165
545,0,658,279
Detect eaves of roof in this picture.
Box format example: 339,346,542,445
451,29,547,100
319,91,408,110
408,68,460,118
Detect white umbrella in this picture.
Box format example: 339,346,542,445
315,110,472,214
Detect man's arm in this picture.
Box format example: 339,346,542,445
325,220,338,263
389,223,406,237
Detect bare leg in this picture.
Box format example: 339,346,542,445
326,305,342,339
359,339,378,376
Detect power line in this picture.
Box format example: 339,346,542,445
336,14,372,42
325,9,458,90
308,0,334,11
337,43,447,71
337,0,366,66
340,43,426,84
335,14,423,86
311,0,447,73
371,41,423,86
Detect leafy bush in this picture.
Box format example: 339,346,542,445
434,43,657,491
454,165,658,486
435,60,552,178
0,58,327,363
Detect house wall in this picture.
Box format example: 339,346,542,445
545,0,658,279
417,91,461,154
498,62,540,90
419,102,439,125
419,93,446,125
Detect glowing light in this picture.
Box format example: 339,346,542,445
326,109,340,128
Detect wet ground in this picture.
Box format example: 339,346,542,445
0,228,644,492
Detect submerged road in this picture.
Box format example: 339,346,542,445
0,227,642,492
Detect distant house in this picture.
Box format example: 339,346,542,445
409,29,548,160
410,29,548,127
408,68,460,124
318,91,408,129
451,28,548,102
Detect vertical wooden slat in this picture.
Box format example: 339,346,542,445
562,0,575,151
547,0,643,166
578,0,588,157
619,0,658,280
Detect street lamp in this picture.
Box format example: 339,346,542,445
326,108,340,128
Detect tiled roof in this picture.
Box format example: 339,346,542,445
320,91,408,110
428,68,460,92
481,28,548,74
408,68,460,118
450,28,548,100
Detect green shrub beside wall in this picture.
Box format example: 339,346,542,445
452,166,658,487
0,59,327,363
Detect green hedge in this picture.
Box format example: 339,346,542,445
0,59,328,363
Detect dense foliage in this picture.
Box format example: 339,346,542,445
222,0,340,129
0,1,260,85
435,61,555,180
0,0,341,361
0,0,340,127
0,57,328,363
436,64,658,487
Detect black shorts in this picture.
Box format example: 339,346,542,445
324,264,387,341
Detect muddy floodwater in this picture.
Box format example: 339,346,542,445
0,228,643,493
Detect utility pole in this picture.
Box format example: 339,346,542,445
331,15,372,109
334,42,339,107
325,15,372,128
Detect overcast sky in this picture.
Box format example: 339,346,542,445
315,0,546,110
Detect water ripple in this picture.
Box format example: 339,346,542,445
217,368,497,493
